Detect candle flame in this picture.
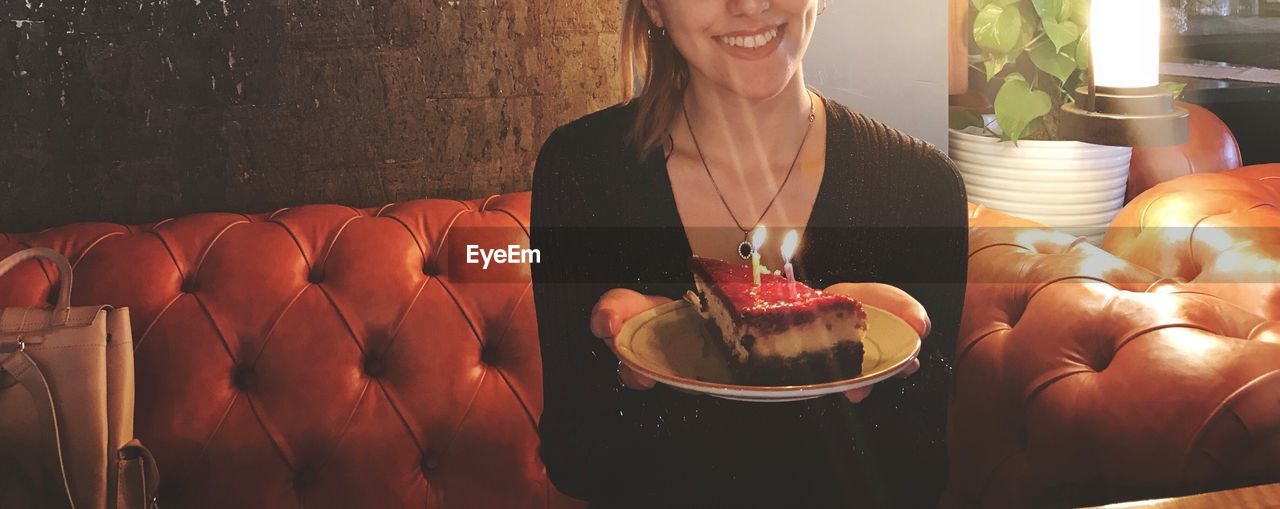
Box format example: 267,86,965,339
751,227,767,251
781,230,799,263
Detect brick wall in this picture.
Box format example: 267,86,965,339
0,0,620,232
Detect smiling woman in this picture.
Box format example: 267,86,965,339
531,0,969,507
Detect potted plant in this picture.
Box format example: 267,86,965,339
949,0,1135,243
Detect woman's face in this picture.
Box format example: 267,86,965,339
644,0,820,101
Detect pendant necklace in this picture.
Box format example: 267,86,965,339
681,90,816,259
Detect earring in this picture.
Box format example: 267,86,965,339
647,25,666,38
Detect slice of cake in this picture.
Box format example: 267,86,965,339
683,255,867,386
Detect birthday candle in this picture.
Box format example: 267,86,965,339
781,230,799,298
751,227,766,285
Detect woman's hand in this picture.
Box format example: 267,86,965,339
824,283,930,404
589,288,674,390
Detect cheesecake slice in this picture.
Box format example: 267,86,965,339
683,255,867,386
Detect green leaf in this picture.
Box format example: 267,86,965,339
1042,19,1081,52
1068,0,1090,25
973,0,1020,10
994,73,1052,141
1075,27,1091,70
1032,0,1064,22
949,108,987,130
974,4,1023,53
1029,40,1077,85
983,54,1011,81
1016,16,1036,53
1160,81,1187,100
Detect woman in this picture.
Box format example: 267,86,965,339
530,0,967,507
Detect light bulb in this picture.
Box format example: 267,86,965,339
1091,0,1161,88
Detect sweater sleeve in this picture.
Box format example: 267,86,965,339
851,143,969,507
904,148,968,363
529,127,654,503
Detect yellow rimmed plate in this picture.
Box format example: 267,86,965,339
614,300,921,402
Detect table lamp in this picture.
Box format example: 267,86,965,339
1060,0,1189,147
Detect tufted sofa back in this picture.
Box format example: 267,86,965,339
1106,164,1280,321
1126,102,1243,202
947,203,1280,507
0,192,582,509
8,188,1280,508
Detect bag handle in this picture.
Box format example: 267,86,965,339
0,248,73,325
1,350,78,509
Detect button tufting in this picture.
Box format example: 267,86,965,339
232,364,256,391
293,466,318,489
363,356,386,378
420,453,440,473
480,346,498,366
423,261,436,276
46,290,58,306
307,269,324,285
181,279,200,293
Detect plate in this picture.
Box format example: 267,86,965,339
614,300,922,402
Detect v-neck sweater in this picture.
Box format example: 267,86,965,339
530,94,969,509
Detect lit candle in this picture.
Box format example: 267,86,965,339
781,230,799,298
751,227,766,285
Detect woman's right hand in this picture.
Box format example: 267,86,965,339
590,288,673,390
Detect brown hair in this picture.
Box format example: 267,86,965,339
621,0,689,160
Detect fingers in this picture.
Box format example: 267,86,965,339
843,386,872,403
592,288,672,391
590,288,673,339
824,282,931,338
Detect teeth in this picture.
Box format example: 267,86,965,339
719,27,778,49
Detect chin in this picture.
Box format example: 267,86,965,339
718,69,796,102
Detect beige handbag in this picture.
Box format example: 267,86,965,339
0,248,159,509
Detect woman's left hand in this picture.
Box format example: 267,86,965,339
823,283,930,404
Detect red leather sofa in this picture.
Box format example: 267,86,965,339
3,99,1277,506
942,104,1280,505
0,196,583,509
1126,102,1243,202
1107,164,1280,322
7,188,1279,509
946,201,1280,507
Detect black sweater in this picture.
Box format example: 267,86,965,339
530,95,968,509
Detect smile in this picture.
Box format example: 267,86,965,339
715,26,781,49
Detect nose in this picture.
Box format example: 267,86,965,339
727,0,770,16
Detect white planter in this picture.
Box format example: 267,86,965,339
949,128,1132,245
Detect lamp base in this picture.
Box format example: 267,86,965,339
1060,86,1189,147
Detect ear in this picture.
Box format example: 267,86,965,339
640,0,664,28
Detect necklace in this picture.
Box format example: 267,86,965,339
681,90,816,259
